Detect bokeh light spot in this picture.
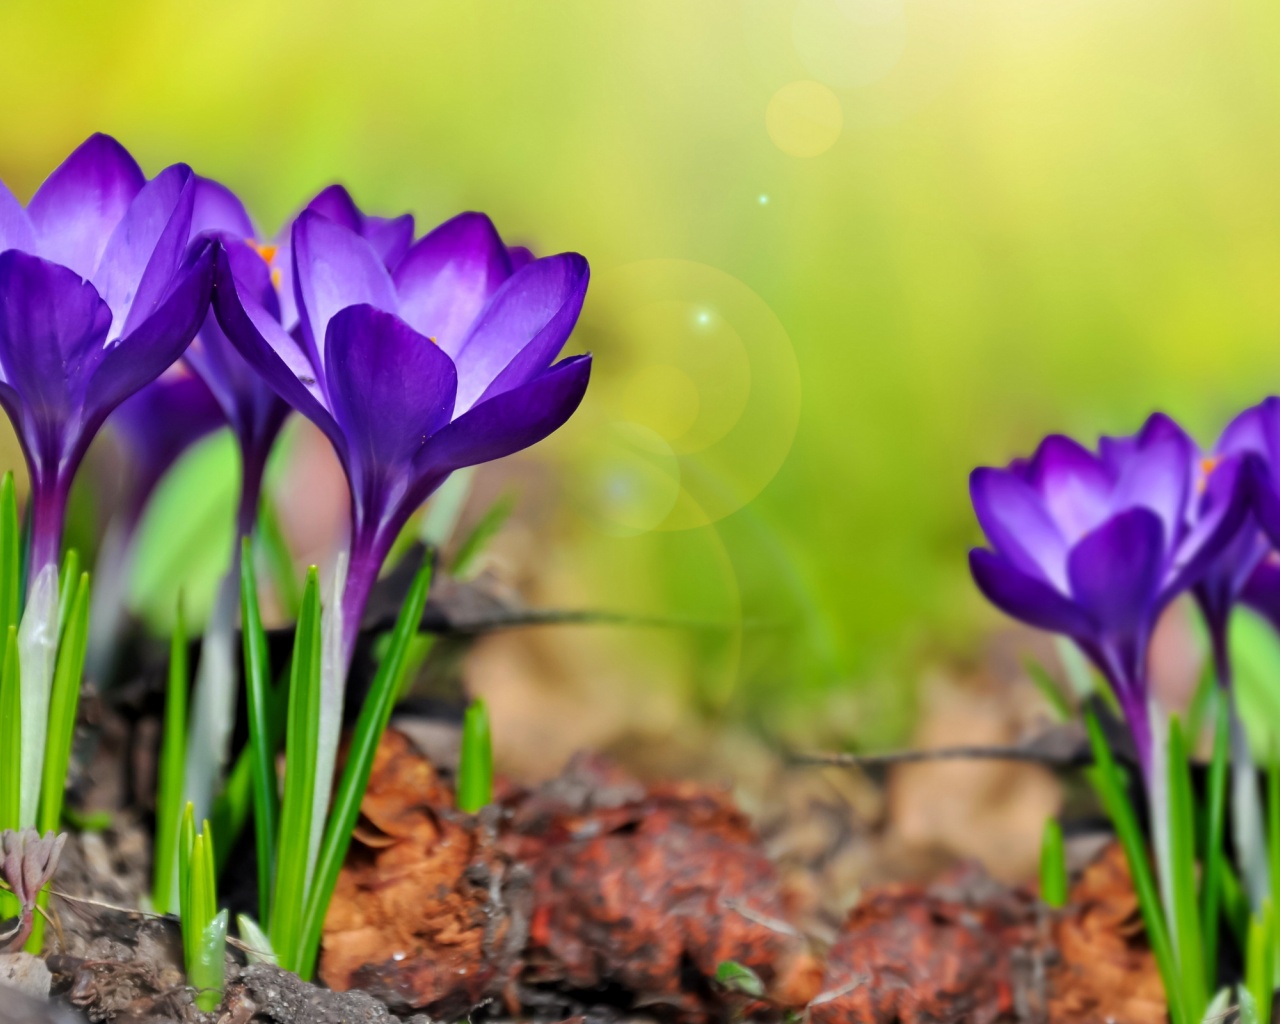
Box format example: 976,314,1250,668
792,0,907,89
766,80,843,158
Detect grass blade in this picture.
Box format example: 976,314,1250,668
153,596,189,915
1245,901,1275,1024
1201,689,1229,993
1039,817,1067,908
0,625,20,922
457,699,493,814
451,494,514,579
0,473,20,635
1086,710,1187,1024
1167,717,1207,1019
271,566,322,971
1024,658,1072,722
236,913,278,966
295,557,432,981
178,802,196,969
240,538,279,925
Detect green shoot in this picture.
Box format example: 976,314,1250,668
1269,746,1280,929
1039,818,1067,909
271,566,322,971
153,595,189,915
180,813,226,1012
240,538,279,925
236,913,278,966
0,473,20,636
1167,717,1207,1020
1085,710,1187,1024
295,556,432,981
1024,658,1072,721
715,960,765,998
457,698,493,814
28,567,89,952
1201,689,1229,992
0,625,20,921
1245,901,1275,1024
451,494,514,579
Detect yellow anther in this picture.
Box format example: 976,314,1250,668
249,240,278,265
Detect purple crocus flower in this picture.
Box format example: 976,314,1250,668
213,207,592,664
970,413,1251,775
0,134,214,578
186,178,293,539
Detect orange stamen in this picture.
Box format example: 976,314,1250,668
249,240,278,265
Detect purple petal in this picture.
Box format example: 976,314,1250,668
325,305,457,485
291,212,397,371
1066,508,1164,636
0,181,35,254
507,245,535,271
363,214,415,270
1243,557,1280,634
192,176,255,239
212,245,340,446
304,184,362,233
453,253,590,413
394,212,513,356
26,134,144,279
969,467,1068,589
969,548,1094,637
83,243,214,432
1025,434,1114,542
414,354,592,482
93,164,196,341
0,250,112,432
1111,426,1192,542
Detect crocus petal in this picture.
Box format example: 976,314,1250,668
1066,508,1164,636
26,134,144,279
212,245,340,447
363,214,415,270
394,212,513,355
507,245,535,271
291,211,398,373
1166,453,1254,597
83,243,214,432
0,182,35,255
93,164,196,341
969,467,1069,589
415,353,592,482
0,250,113,429
304,184,363,233
1111,428,1191,542
1025,435,1114,543
325,304,457,477
452,253,590,413
192,176,255,239
969,548,1095,637
1217,400,1273,459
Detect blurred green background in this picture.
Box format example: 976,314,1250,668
3,0,1280,752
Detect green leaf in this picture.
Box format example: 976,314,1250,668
178,803,197,968
451,493,515,579
240,538,279,926
457,699,493,814
1086,710,1187,1024
153,596,189,915
55,549,78,643
715,960,765,998
295,556,432,981
1039,817,1067,909
193,908,228,1012
0,472,20,635
1201,690,1229,996
271,566,322,971
1167,717,1207,1019
1245,902,1274,1024
0,625,20,834
1024,658,1072,722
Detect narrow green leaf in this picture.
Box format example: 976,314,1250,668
271,566,322,970
55,549,79,643
451,494,515,579
1024,658,1072,722
1268,745,1280,925
0,472,20,634
1167,717,1207,1019
1245,902,1274,1024
0,625,20,833
457,699,493,814
240,538,279,926
1201,690,1229,994
1086,710,1187,1024
715,960,765,997
153,596,189,915
178,803,196,968
0,625,21,922
1239,984,1261,1024
296,557,432,981
28,569,89,953
1039,817,1068,909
